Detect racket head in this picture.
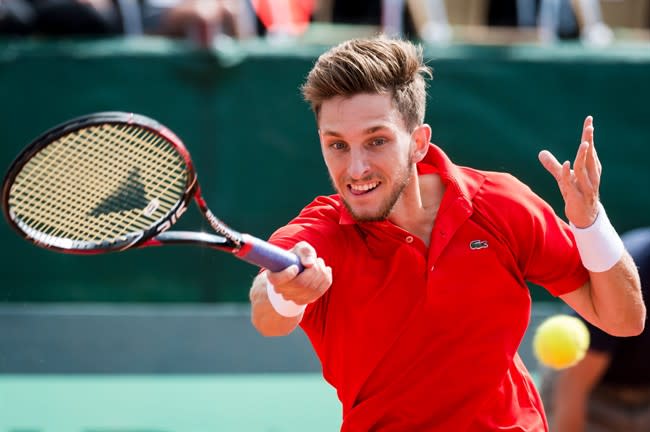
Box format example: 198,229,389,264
2,112,198,254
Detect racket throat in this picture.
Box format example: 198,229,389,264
203,209,243,248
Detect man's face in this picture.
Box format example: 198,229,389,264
318,93,416,222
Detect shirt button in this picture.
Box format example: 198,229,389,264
405,236,414,243
430,265,435,272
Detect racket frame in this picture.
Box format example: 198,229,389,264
2,112,302,272
2,112,239,254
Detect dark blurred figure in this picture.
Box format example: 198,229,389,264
330,0,381,25
327,0,421,40
541,227,650,432
0,0,122,35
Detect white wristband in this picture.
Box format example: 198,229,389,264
570,202,625,272
265,277,306,318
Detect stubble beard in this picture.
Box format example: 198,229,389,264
336,162,412,223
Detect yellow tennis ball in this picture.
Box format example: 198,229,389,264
532,314,590,369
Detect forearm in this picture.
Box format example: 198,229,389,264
588,251,645,336
249,273,302,337
567,200,645,336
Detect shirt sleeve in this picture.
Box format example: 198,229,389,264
267,195,343,266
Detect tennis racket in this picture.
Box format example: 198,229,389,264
1,111,302,273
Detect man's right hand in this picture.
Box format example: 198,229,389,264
250,241,331,336
266,241,332,306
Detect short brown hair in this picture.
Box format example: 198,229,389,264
301,37,432,131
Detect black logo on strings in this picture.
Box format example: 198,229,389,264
89,168,148,216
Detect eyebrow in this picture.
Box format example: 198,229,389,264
320,126,390,137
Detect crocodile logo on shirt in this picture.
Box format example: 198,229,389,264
469,240,488,250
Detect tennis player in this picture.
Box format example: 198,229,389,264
248,37,645,431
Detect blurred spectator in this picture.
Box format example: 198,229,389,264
0,0,123,35
320,0,451,43
488,0,613,44
250,0,314,40
143,0,257,46
397,0,451,44
540,227,650,432
327,1,381,26
488,0,580,40
571,0,614,46
0,0,257,47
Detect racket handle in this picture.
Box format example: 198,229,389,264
237,234,304,273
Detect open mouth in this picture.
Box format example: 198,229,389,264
348,181,381,195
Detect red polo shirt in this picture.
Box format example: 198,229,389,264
268,144,589,431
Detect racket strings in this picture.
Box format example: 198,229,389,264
15,125,183,242
78,126,183,236
15,137,95,234
9,124,188,245
60,127,156,238
13,127,139,240
23,130,131,240
76,125,188,237
13,127,131,241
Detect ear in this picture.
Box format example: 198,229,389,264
410,124,431,163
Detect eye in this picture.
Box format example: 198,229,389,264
370,137,387,146
330,141,347,151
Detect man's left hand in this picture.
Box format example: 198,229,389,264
538,115,602,228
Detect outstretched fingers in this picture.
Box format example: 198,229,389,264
539,115,602,227
584,119,602,189
581,116,593,143
539,150,571,197
538,150,563,183
573,141,592,193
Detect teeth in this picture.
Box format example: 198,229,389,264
351,182,379,192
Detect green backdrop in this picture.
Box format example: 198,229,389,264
1,37,648,302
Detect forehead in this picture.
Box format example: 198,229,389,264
318,93,406,135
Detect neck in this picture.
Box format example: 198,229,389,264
389,169,445,247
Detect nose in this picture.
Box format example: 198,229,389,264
348,148,370,180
